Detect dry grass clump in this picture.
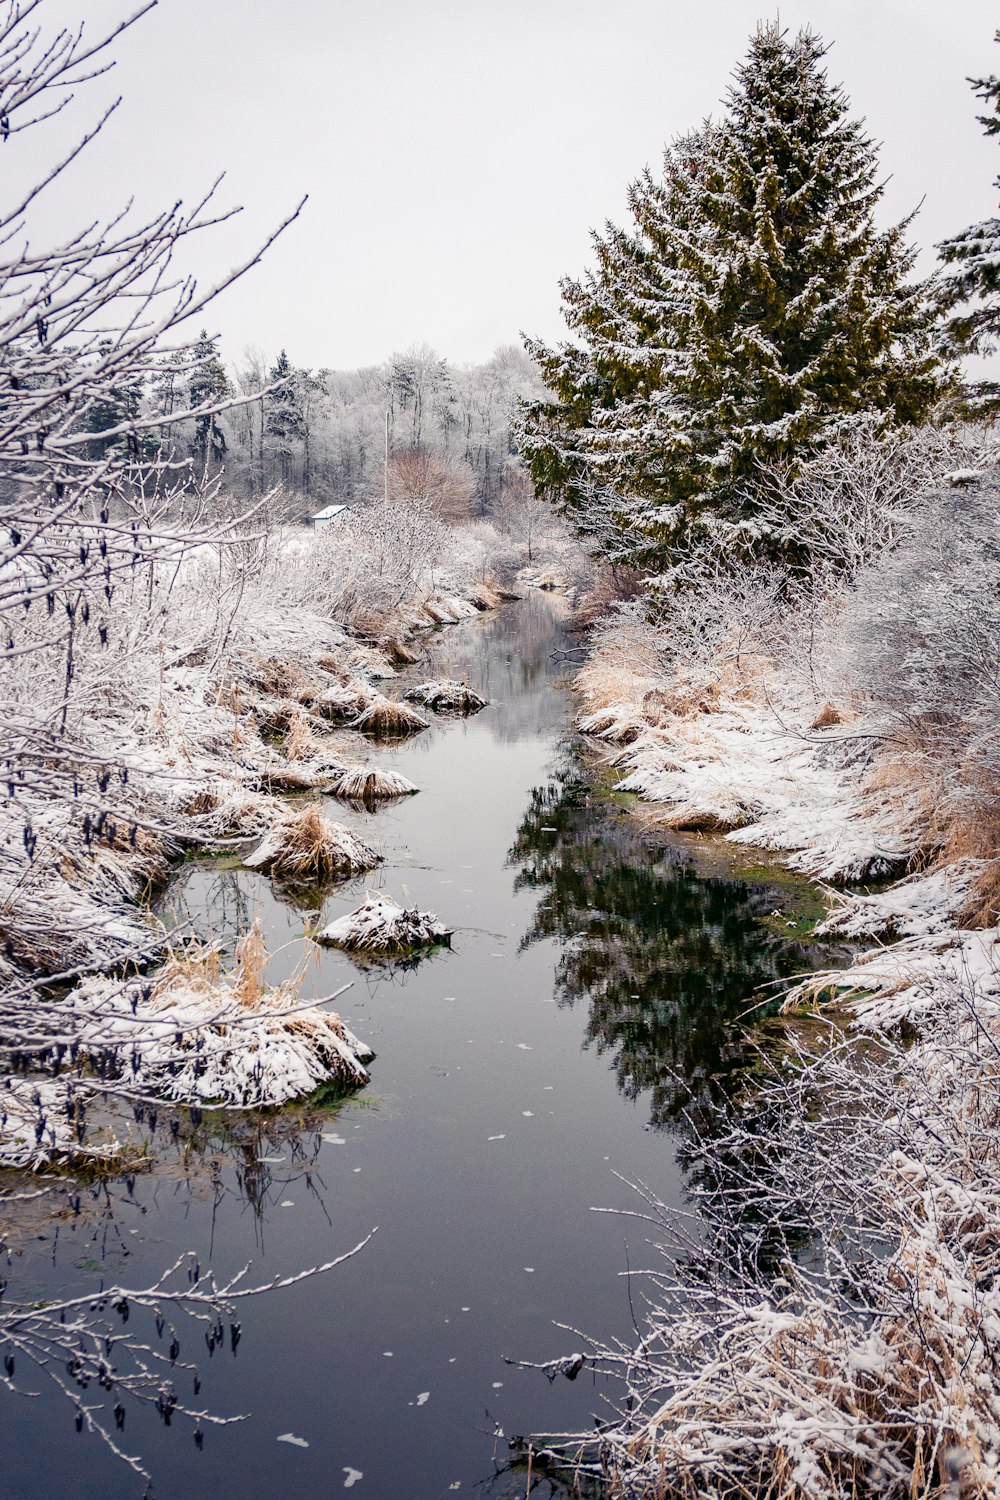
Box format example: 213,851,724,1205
316,654,352,679
313,680,373,723
936,791,1000,928
542,965,1000,1500
181,788,220,816
245,805,381,884
331,765,419,802
403,679,487,715
318,895,452,956
249,656,317,703
351,694,429,739
282,708,327,761
381,638,420,666
67,921,376,1106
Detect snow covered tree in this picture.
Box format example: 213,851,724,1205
188,331,232,468
519,24,946,569
938,33,1000,361
264,348,304,483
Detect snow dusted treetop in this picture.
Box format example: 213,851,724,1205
938,32,1000,365
519,23,947,569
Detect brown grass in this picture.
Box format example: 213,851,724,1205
352,696,429,739
181,789,220,816
332,766,419,801
249,657,317,702
942,796,1000,927
254,805,382,883
234,919,268,1006
381,639,420,666
574,563,644,629
283,709,326,761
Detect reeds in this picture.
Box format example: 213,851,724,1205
330,765,419,801
351,695,429,739
65,921,376,1106
245,805,382,883
403,679,487,715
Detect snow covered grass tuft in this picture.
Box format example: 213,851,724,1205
64,922,374,1108
317,896,452,957
351,695,429,739
244,805,381,885
403,680,487,715
330,765,419,802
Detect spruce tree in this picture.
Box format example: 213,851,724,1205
519,24,945,568
938,32,1000,358
264,349,306,485
87,339,156,464
188,332,231,468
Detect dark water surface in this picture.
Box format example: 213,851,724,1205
3,593,824,1499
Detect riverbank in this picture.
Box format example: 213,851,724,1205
0,518,570,1169
561,585,1000,1498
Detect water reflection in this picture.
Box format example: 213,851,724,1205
510,768,824,1125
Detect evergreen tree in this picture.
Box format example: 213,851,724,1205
519,25,945,568
264,349,305,484
938,32,1000,358
188,331,231,468
87,339,155,464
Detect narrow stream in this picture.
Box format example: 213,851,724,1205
4,592,830,1499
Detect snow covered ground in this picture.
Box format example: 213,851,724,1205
568,572,1000,1499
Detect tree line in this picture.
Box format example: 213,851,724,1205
84,335,544,520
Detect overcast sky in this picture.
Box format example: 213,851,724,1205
21,0,1000,372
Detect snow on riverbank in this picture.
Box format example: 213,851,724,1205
0,521,515,1167
568,582,1000,1500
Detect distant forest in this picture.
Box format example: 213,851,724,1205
112,337,546,521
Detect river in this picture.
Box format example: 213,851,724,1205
3,591,830,1499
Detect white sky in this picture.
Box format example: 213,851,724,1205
19,0,1000,371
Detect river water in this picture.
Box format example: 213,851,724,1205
3,592,827,1499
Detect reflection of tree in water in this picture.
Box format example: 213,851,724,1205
510,770,825,1126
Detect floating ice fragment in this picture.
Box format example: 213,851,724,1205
522,1111,534,1117
280,1200,295,1207
487,1134,505,1141
277,1432,309,1448
461,1307,470,1312
343,1468,363,1488
524,1267,535,1273
516,1043,532,1051
492,1381,504,1389
416,1391,430,1406
383,1351,393,1357
322,1133,346,1145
